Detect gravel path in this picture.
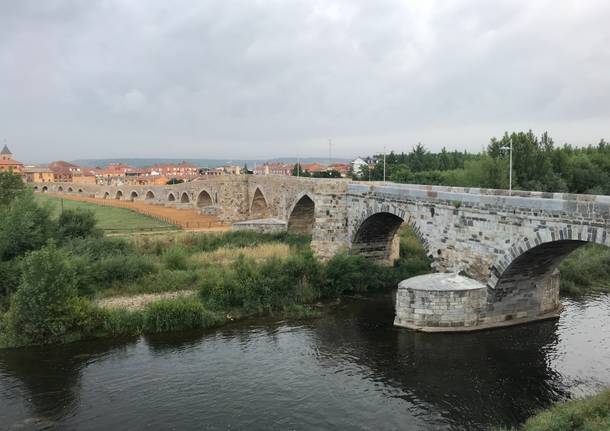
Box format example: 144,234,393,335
96,290,197,311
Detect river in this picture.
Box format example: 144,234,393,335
1,293,609,430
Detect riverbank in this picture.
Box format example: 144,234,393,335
496,389,610,431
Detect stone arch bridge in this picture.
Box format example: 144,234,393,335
39,176,610,331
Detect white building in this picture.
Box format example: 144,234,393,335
351,158,368,177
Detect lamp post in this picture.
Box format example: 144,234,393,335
383,146,386,184
500,142,513,196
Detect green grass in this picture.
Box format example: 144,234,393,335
560,244,610,296
496,389,610,431
35,194,177,233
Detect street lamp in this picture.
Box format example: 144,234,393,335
383,146,386,184
500,142,513,196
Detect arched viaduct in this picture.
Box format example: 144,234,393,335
40,176,610,331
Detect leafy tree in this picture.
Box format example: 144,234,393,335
4,243,87,344
0,192,56,261
57,209,100,241
0,172,25,206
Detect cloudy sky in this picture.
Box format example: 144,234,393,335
1,0,609,162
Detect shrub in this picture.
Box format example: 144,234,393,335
0,192,56,261
90,254,157,288
4,244,84,344
0,258,22,309
0,171,26,206
97,308,144,338
163,245,189,270
57,209,101,241
143,297,224,333
323,254,387,297
63,236,135,260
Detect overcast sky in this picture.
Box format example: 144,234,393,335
1,0,609,162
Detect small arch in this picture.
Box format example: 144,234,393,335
145,191,155,201
287,195,315,235
33,186,39,191
42,186,48,193
103,192,110,199
168,193,176,202
351,212,405,263
250,187,270,218
197,190,213,207
130,191,138,201
67,187,74,193
78,189,83,193
115,190,123,200
57,186,64,192
180,192,190,203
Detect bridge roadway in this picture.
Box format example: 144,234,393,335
36,176,610,331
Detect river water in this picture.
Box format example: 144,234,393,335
1,293,609,430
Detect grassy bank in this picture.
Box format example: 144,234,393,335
559,244,610,296
35,194,177,233
496,389,610,431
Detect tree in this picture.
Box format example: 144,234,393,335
0,172,25,206
292,163,304,176
0,192,56,261
4,243,85,344
57,209,101,241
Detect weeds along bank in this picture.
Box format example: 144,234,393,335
0,173,608,348
494,389,610,431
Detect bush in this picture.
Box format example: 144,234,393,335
143,297,224,333
0,259,22,309
323,254,388,297
97,308,144,338
57,209,101,241
63,236,135,260
497,389,610,431
0,192,56,261
90,254,157,288
3,244,85,345
163,245,189,270
0,171,25,206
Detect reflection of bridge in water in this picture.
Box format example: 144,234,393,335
38,175,610,330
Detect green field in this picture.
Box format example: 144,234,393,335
35,195,177,233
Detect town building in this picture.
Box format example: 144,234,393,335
351,158,368,177
0,145,24,174
151,161,198,179
23,166,54,183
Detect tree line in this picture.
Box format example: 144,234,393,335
352,131,610,194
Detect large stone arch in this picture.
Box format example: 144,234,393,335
250,187,271,218
287,194,315,235
168,192,176,202
196,190,213,208
180,192,190,203
129,191,139,201
145,190,155,201
487,226,609,317
115,190,123,200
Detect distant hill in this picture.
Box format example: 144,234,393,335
71,157,351,168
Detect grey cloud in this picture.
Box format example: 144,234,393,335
1,0,609,162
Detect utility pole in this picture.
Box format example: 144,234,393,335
297,155,300,177
328,139,332,166
383,146,386,184
509,139,513,196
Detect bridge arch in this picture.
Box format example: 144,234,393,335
129,191,139,201
488,227,609,314
42,186,48,193
287,194,315,235
67,187,73,193
57,186,64,192
33,185,39,191
168,192,176,202
197,190,213,208
115,190,123,200
103,191,110,199
77,188,83,193
250,187,270,218
180,192,190,203
145,190,155,201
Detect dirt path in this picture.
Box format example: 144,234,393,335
96,290,197,311
49,193,230,231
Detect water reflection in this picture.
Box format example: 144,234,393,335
0,294,608,431
310,295,569,429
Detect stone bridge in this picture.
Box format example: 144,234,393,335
37,176,610,331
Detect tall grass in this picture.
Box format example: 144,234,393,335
495,389,610,431
191,243,291,266
559,244,610,295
